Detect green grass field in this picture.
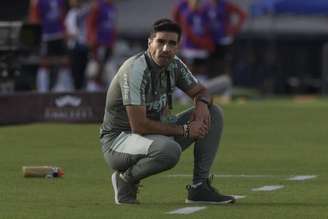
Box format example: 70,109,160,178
1,98,328,218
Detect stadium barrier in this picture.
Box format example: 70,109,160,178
0,91,106,125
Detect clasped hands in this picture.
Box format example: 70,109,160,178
188,103,211,139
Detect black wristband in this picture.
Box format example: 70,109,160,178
196,96,211,107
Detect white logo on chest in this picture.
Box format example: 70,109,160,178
146,94,167,112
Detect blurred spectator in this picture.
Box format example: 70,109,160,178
103,40,143,85
204,0,247,78
172,0,213,78
29,0,74,92
86,0,117,91
172,0,234,101
65,0,91,90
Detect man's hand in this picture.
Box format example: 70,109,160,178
189,120,209,139
185,84,212,131
191,101,211,130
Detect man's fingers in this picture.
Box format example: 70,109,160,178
200,125,208,136
202,121,209,131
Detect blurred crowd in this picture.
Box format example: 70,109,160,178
27,0,247,96
28,0,117,92
172,0,246,101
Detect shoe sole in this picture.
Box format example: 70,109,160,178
111,172,121,205
185,199,235,205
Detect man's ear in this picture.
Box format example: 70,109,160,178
148,38,152,46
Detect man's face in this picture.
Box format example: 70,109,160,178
148,31,179,67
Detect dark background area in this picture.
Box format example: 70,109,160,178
232,33,328,94
0,0,30,21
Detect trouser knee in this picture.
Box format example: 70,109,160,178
209,104,224,126
149,140,181,170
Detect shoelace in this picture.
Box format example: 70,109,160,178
186,184,192,191
186,181,202,190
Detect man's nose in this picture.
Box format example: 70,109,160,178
163,44,169,51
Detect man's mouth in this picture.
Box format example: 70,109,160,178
160,55,170,59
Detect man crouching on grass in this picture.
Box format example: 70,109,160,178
99,18,235,205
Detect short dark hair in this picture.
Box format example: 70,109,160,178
149,18,182,41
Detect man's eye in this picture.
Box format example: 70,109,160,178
169,41,177,47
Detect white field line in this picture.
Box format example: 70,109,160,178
232,195,246,199
167,206,207,215
288,175,317,181
167,174,282,178
166,174,318,180
251,185,285,191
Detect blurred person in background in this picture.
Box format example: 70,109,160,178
172,0,233,102
204,0,247,99
86,0,116,91
65,0,91,90
172,0,213,81
100,18,235,205
172,0,212,103
29,0,74,92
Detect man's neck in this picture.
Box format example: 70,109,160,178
146,50,166,72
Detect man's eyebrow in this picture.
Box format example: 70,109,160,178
156,38,177,43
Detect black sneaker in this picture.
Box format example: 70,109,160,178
185,176,236,204
111,171,140,204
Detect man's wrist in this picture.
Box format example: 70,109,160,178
195,96,211,107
